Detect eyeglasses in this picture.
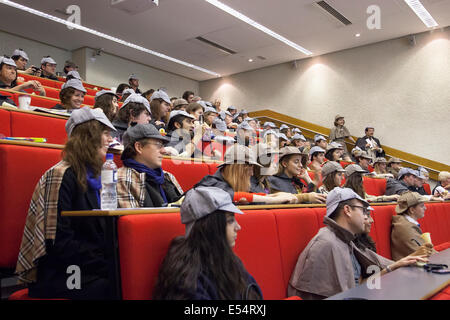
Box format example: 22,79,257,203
147,141,165,149
348,205,372,217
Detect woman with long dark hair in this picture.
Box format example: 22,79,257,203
153,186,263,300
344,164,400,202
94,90,120,122
16,107,117,299
317,161,345,194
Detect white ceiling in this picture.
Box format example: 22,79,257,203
0,0,449,81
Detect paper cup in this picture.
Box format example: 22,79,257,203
18,95,31,110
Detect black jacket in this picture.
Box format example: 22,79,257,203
195,169,235,199
28,168,113,299
355,136,385,158
143,175,183,207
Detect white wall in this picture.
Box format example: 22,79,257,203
200,29,450,165
82,48,199,98
0,30,72,74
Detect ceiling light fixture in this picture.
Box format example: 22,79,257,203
404,0,438,28
204,0,312,56
355,33,361,37
248,58,253,62
0,0,221,77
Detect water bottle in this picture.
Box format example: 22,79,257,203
101,153,118,210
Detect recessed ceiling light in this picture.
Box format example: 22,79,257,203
248,58,253,62
404,0,438,28
204,0,312,56
355,33,361,37
0,0,221,77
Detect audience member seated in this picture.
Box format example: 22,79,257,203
182,90,195,103
220,110,237,130
308,146,326,172
433,171,450,197
344,164,399,203
186,102,204,122
354,208,377,252
117,123,183,208
278,132,289,148
0,56,46,96
391,191,436,261
150,89,171,131
372,157,394,178
329,115,355,160
325,142,344,162
387,157,402,179
280,124,293,139
203,106,219,128
290,133,307,149
116,83,131,95
227,105,238,117
142,89,155,103
356,126,385,160
65,70,82,81
52,79,86,112
63,61,78,77
314,134,328,150
385,168,421,196
318,161,345,195
235,121,256,147
113,93,151,141
355,151,372,172
192,96,202,103
172,98,188,111
11,49,40,76
268,147,326,203
196,144,297,205
213,98,221,110
250,144,279,194
288,188,429,300
415,167,430,195
128,74,141,94
94,90,120,122
40,56,58,81
165,110,204,158
120,88,135,102
16,107,117,299
153,187,263,300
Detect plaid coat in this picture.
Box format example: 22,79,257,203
16,161,70,283
117,166,183,208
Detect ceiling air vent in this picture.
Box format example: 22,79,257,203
315,1,352,26
194,36,237,55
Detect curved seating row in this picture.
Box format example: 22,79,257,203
118,201,450,300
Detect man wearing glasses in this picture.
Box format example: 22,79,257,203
116,123,184,208
288,187,429,300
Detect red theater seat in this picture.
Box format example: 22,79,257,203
235,210,286,299
161,158,210,192
363,177,387,196
0,143,62,270
10,112,67,145
274,208,320,290
118,213,185,300
423,183,431,195
0,108,11,137
29,95,58,109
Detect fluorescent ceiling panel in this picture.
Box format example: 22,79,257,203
204,0,313,56
404,0,438,28
0,0,221,77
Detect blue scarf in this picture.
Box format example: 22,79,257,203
86,167,101,206
122,158,168,205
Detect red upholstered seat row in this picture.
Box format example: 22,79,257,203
118,202,450,300
0,142,218,271
21,74,105,94
22,86,96,106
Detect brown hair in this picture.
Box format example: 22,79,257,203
121,138,150,161
221,164,251,192
343,172,365,198
94,94,117,122
150,99,166,122
59,87,77,109
277,154,306,175
323,172,340,192
374,163,387,174
116,102,148,124
62,120,108,192
185,102,203,115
